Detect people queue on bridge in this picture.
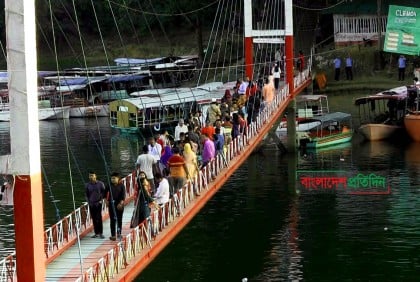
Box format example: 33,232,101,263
85,55,307,241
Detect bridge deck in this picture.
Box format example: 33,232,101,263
46,204,137,281
0,72,312,281
46,75,311,281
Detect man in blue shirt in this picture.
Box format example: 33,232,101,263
345,55,353,80
333,57,341,81
398,55,406,81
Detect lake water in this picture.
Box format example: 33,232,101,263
1,91,420,281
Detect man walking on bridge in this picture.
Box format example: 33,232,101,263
106,172,126,241
85,171,106,239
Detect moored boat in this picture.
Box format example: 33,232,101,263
358,123,402,141
404,111,420,142
354,85,413,141
109,81,230,134
404,85,420,142
44,73,154,118
277,94,329,133
299,112,353,149
0,99,70,122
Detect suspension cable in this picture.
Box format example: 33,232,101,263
41,164,61,222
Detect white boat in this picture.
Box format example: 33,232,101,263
0,100,70,122
278,119,321,132
67,104,109,118
355,85,413,141
277,94,329,133
43,73,153,118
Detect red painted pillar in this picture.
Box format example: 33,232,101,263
14,173,45,281
285,35,294,93
244,37,254,79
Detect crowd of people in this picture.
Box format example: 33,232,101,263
85,65,295,241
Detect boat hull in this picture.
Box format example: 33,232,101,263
404,113,420,142
305,132,353,149
358,124,402,141
40,106,71,120
0,106,70,121
69,105,109,118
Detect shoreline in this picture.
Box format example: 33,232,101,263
314,74,415,95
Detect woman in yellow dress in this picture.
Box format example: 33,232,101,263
183,142,198,179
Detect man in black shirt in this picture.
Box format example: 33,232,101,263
105,172,126,241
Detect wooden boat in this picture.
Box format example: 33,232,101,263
404,111,420,141
299,112,353,149
404,85,420,142
277,94,329,133
109,81,230,134
355,85,413,141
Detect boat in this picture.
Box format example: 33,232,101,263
404,85,420,142
42,72,154,118
109,81,230,134
355,85,413,141
404,112,420,141
277,94,329,133
298,112,353,149
0,72,71,121
0,97,70,122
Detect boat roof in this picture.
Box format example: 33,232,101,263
296,94,328,102
114,55,198,69
45,74,149,92
311,112,352,122
114,57,167,66
354,85,411,105
117,81,228,108
0,71,59,84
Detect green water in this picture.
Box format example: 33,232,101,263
135,139,420,282
0,91,419,281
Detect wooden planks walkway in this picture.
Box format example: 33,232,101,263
46,203,136,281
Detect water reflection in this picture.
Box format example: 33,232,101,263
1,94,420,280
0,205,15,254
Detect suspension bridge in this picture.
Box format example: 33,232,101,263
0,0,315,280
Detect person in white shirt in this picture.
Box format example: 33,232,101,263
271,63,281,90
414,77,420,87
135,145,157,192
174,119,188,141
238,77,249,95
153,172,170,206
147,136,162,175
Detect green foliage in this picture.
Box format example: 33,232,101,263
30,0,218,63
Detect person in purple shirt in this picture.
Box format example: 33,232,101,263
85,171,106,239
200,134,215,169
